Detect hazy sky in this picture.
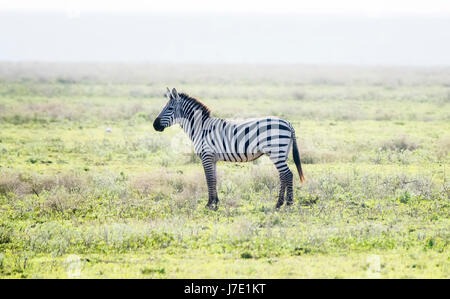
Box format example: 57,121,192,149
3,0,450,15
1,1,450,65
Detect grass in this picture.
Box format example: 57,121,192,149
0,63,448,278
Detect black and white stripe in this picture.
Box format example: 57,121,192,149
154,88,305,209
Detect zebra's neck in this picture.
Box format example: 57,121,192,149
176,94,212,142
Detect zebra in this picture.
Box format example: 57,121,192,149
153,88,305,210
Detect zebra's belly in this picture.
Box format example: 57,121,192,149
216,152,264,162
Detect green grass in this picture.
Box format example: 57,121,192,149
0,64,449,278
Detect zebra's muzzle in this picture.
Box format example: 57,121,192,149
153,117,165,132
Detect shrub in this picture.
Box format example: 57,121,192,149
42,187,83,215
0,172,26,195
0,224,12,244
250,166,278,193
141,267,165,275
380,135,419,151
240,252,253,259
436,136,450,161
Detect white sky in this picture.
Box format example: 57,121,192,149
1,0,450,15
1,1,450,64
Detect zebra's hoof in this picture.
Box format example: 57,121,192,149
286,201,294,206
206,204,218,211
275,202,284,209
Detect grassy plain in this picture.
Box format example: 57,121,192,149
0,63,448,278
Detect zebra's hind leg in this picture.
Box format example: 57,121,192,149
272,160,294,208
284,169,294,206
276,174,287,208
201,154,219,210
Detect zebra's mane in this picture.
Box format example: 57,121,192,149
179,93,211,117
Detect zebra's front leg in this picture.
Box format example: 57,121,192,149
201,155,219,210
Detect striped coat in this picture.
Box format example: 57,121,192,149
154,88,305,209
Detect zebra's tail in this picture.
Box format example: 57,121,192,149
291,130,306,183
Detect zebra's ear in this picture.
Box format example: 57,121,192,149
172,88,179,99
165,87,171,99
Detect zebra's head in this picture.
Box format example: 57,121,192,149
153,88,180,132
